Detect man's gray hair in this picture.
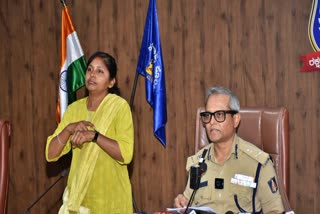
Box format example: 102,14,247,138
205,86,240,111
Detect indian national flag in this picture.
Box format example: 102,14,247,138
56,5,87,123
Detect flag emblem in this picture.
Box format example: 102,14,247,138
59,70,68,92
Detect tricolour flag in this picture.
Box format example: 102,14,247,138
136,0,167,147
56,4,87,122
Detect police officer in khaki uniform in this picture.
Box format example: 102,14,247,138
174,86,284,214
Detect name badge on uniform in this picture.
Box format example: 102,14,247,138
230,174,256,188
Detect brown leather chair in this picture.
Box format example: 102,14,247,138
0,120,10,214
195,107,292,210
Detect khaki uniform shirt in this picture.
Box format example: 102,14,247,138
183,135,284,214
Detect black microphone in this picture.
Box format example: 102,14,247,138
199,161,207,173
184,149,208,214
24,169,69,214
189,149,208,190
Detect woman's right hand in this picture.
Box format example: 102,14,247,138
66,121,95,134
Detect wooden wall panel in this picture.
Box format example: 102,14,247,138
0,0,318,213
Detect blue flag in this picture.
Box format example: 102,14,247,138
136,0,167,147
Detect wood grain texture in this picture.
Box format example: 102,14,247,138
0,0,318,213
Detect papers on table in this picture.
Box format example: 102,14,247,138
166,206,218,214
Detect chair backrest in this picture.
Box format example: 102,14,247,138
195,107,291,207
0,120,10,214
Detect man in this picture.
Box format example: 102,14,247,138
174,86,284,214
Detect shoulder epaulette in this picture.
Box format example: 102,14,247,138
238,140,270,165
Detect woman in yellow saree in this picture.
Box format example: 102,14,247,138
46,51,134,214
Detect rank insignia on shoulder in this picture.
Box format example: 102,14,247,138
268,176,278,193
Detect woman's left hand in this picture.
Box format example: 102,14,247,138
70,130,95,148
66,121,95,134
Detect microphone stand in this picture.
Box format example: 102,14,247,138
24,171,67,214
184,189,198,214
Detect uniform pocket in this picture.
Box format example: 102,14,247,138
193,181,212,206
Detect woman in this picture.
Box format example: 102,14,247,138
46,51,134,213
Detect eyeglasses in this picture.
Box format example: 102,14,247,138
200,110,239,123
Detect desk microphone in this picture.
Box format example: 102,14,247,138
24,169,69,214
184,149,208,214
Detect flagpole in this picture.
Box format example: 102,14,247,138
129,72,141,212
129,72,140,109
60,0,66,6
129,72,144,213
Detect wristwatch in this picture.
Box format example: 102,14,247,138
92,130,100,142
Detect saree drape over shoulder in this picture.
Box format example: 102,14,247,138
46,94,134,214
